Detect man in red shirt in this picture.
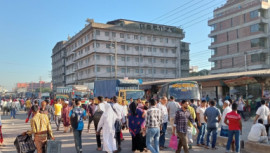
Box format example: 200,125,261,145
224,103,242,153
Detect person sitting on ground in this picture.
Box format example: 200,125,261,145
248,118,268,143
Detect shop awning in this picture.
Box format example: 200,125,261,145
224,77,257,87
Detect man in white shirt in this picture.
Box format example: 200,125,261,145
220,100,232,137
167,96,181,134
196,100,207,146
157,96,168,150
248,119,268,143
254,100,270,136
111,96,123,151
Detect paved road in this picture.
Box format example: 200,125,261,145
1,111,230,153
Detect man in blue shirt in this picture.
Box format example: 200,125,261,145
69,99,87,153
204,100,221,149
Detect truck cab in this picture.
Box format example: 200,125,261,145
118,89,145,105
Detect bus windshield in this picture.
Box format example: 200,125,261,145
168,82,200,101
126,91,145,100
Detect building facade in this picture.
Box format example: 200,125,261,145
208,0,270,74
54,19,189,86
52,41,66,91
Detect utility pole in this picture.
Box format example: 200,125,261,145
115,41,118,79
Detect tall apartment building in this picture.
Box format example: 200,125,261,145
52,41,66,91
208,0,270,74
53,19,189,86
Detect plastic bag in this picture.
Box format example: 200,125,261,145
192,127,197,135
168,135,178,150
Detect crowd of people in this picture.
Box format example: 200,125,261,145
0,94,270,153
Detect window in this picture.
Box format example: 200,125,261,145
96,55,100,60
135,46,139,51
251,38,265,48
148,69,152,74
134,35,138,40
160,48,164,53
251,53,266,62
140,69,144,74
153,48,157,52
250,10,258,19
135,69,139,73
127,68,130,73
160,37,163,42
121,68,125,73
148,47,152,52
105,31,110,36
140,36,144,40
85,46,90,52
106,56,111,61
147,36,151,41
165,49,168,53
250,24,263,32
153,68,156,74
211,24,217,31
120,33,124,38
140,46,143,51
236,29,239,38
153,37,156,42
172,60,176,64
106,44,110,48
148,58,152,63
153,58,156,63
127,57,130,61
96,30,100,35
135,58,139,62
165,38,169,43
165,59,168,63
106,67,111,72
127,46,130,51
172,49,176,53
161,69,165,74
121,57,125,61
97,67,100,72
96,43,100,48
112,67,115,72
112,32,116,37
121,45,125,50
161,59,164,63
140,57,143,62
243,14,246,23
127,34,130,39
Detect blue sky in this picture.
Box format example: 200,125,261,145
0,0,226,90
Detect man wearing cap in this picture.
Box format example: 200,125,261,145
221,100,232,137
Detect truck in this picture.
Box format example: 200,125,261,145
94,79,145,104
56,85,91,104
158,81,201,102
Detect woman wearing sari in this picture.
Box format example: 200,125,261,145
62,101,71,133
128,102,146,152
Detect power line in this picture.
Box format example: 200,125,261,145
164,0,224,25
150,0,200,23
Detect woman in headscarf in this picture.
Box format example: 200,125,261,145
128,102,146,152
62,101,71,133
97,103,117,153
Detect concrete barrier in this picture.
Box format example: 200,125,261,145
244,141,270,153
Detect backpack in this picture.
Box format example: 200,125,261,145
93,105,103,127
70,108,83,129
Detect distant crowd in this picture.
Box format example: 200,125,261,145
0,95,269,153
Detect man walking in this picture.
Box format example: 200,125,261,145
204,100,221,149
157,96,168,150
173,100,198,153
145,99,162,153
86,98,95,133
54,99,63,131
225,103,242,153
69,99,87,153
111,96,123,151
196,100,207,146
23,105,54,153
167,96,181,134
94,96,106,151
254,100,270,136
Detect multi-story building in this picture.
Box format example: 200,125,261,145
208,0,270,74
16,82,52,92
55,19,189,86
52,41,66,91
